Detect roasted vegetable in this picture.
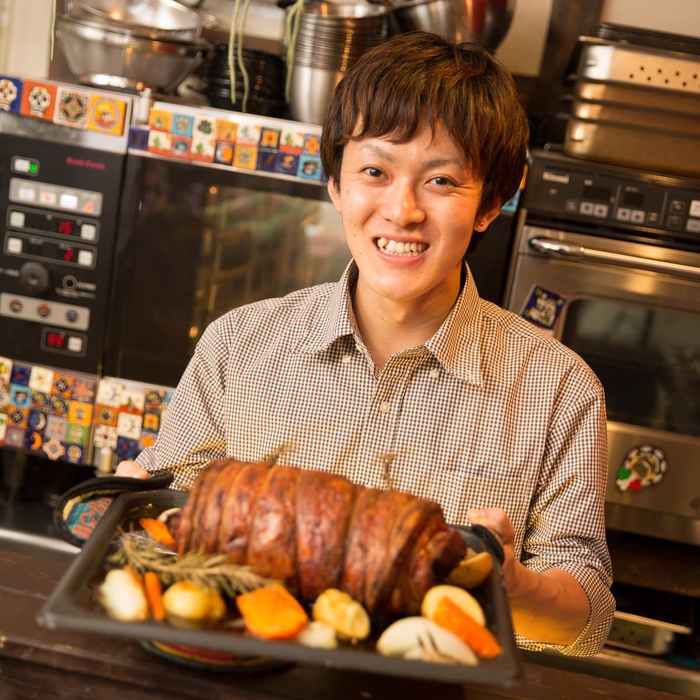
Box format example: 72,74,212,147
98,566,149,622
161,580,226,629
432,596,502,660
312,588,370,640
421,585,485,627
236,584,309,640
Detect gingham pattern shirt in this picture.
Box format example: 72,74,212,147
137,261,615,656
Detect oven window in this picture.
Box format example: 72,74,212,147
560,299,700,437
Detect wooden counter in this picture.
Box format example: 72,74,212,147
0,547,695,700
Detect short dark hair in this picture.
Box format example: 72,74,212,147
321,31,529,217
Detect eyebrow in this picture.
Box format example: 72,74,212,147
358,143,465,171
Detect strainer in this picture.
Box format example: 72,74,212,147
65,0,203,41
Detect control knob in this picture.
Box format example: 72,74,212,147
19,261,51,295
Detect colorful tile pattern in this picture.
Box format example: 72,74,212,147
93,378,174,462
144,101,327,183
0,74,128,135
0,356,96,465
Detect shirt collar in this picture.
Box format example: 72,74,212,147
296,260,484,386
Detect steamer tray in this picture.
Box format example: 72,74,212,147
37,489,521,685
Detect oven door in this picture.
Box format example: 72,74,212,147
506,225,700,545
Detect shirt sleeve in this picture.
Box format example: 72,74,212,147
135,317,230,490
516,364,616,656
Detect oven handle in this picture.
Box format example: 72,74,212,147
528,237,700,280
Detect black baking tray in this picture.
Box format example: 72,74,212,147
37,490,522,685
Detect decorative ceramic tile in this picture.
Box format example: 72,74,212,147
10,385,31,408
0,356,12,384
142,411,161,432
93,424,117,450
68,401,93,426
20,80,56,121
87,94,127,135
65,444,86,464
148,129,173,155
302,134,321,156
7,407,28,428
172,113,194,137
216,119,237,143
29,365,54,393
95,379,123,407
4,426,24,448
117,412,143,440
0,386,9,412
54,87,90,129
144,391,166,410
234,145,258,170
279,128,305,154
42,436,67,461
95,403,118,427
27,410,47,432
128,127,149,150
260,127,281,150
23,430,43,451
121,390,145,415
52,373,75,398
0,75,22,112
297,156,322,180
66,422,88,446
171,136,191,159
30,391,50,412
139,430,158,451
0,414,6,442
46,415,67,441
257,149,277,172
149,108,173,132
10,363,31,385
115,436,139,460
190,114,216,162
50,397,70,417
72,377,96,403
275,152,299,176
235,122,261,146
214,141,234,166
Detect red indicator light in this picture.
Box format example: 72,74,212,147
63,248,75,262
58,220,73,235
47,332,65,348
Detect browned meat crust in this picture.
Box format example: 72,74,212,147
296,470,356,600
246,465,301,588
218,461,272,564
177,461,467,614
340,486,380,603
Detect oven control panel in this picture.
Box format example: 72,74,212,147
522,151,700,245
0,134,126,373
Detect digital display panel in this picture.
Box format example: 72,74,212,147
582,185,611,202
7,207,98,240
45,331,66,349
623,191,645,207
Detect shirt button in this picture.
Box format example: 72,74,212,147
430,369,439,379
379,401,391,413
342,354,351,364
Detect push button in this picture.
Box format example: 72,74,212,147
80,223,97,240
67,336,83,353
77,250,94,267
37,304,51,318
8,211,25,228
66,309,79,323
9,299,23,313
670,200,686,214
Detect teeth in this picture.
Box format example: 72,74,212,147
376,238,426,256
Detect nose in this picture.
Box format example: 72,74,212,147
381,179,425,227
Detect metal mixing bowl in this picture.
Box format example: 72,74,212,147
387,0,515,49
55,15,208,93
64,0,203,41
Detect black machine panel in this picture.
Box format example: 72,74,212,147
0,134,125,373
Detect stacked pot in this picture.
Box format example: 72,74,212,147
286,1,389,125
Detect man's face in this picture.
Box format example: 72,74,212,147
328,122,500,311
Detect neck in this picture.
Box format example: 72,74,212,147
352,269,464,370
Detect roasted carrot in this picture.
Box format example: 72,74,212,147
236,584,308,640
144,571,165,621
139,517,175,547
432,596,502,660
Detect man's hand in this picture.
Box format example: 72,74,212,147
468,506,590,646
115,460,149,479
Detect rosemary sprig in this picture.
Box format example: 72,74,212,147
108,531,279,597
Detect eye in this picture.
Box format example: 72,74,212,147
362,166,384,178
430,176,456,187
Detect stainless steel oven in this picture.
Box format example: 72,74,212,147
505,149,700,547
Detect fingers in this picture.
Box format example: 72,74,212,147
115,460,149,479
467,507,514,547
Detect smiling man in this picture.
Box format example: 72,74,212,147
117,32,615,656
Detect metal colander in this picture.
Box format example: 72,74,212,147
64,0,203,41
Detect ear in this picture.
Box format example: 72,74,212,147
475,202,502,231
327,178,342,214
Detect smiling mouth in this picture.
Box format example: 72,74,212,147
376,237,428,256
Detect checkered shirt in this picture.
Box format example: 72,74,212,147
137,261,615,656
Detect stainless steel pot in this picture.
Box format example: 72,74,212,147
387,0,515,49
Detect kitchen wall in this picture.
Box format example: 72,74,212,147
1,0,699,84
